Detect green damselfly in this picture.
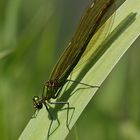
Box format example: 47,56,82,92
33,0,115,139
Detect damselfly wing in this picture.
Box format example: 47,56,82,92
33,0,116,139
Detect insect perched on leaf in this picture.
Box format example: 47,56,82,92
32,0,115,139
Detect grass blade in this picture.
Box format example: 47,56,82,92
19,0,140,140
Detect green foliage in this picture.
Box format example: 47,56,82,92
0,0,140,140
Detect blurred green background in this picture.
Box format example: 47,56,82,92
0,0,139,140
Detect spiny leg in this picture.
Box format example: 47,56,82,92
53,86,63,99
67,79,100,88
43,102,54,140
49,101,70,131
42,84,46,98
31,109,39,118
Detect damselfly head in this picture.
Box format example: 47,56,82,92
33,96,43,109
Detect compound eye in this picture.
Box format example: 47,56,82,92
36,103,43,109
33,96,39,102
32,96,43,109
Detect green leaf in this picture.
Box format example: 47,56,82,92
19,0,140,140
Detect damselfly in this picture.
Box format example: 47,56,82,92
33,0,115,139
